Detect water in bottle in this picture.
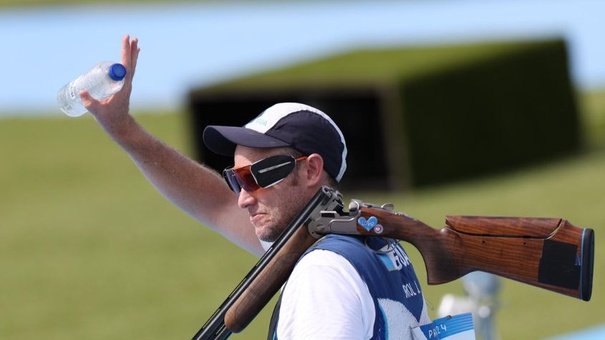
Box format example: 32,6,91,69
57,61,127,117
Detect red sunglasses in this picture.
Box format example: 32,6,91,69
222,155,308,193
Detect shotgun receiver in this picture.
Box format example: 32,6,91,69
193,186,594,339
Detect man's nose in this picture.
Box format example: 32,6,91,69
237,188,256,209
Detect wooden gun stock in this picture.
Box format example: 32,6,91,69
355,208,594,301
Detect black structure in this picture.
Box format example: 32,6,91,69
188,38,582,191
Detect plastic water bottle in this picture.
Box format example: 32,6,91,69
57,61,127,117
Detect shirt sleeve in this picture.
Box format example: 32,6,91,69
276,249,376,339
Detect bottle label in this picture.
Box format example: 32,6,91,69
68,81,77,100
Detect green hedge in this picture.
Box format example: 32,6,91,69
399,39,581,187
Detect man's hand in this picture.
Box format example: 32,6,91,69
80,35,140,135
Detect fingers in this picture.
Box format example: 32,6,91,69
130,37,140,79
121,34,140,81
121,34,131,69
79,90,99,112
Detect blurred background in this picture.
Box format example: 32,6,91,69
1,0,604,339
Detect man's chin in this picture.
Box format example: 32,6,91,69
255,227,279,243
257,233,277,243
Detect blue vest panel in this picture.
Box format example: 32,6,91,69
311,235,426,339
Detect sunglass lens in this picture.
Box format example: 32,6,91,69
223,169,241,193
251,155,296,187
228,165,260,193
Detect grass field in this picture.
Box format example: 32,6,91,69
1,89,604,339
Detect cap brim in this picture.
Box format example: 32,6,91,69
203,125,290,156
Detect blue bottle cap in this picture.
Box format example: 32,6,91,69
108,63,127,81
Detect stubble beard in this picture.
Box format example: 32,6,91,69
257,224,283,243
256,197,303,243
255,168,306,242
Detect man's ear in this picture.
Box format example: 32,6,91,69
304,153,325,186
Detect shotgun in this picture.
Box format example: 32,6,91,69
194,186,595,338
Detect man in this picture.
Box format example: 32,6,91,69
82,35,432,339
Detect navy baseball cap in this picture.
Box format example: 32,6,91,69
203,102,348,182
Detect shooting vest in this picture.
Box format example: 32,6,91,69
268,234,429,339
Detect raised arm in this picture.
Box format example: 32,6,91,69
80,35,263,256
